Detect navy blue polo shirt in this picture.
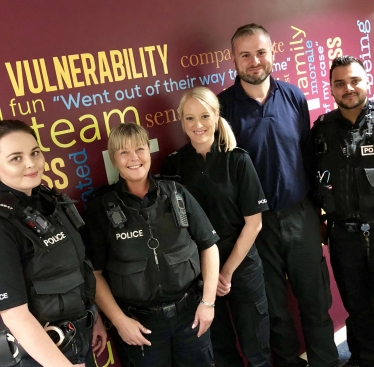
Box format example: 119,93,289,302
218,76,311,211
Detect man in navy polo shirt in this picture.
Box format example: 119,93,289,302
218,23,338,367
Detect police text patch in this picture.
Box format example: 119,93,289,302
361,145,374,156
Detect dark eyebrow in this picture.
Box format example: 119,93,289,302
333,76,362,84
6,146,39,158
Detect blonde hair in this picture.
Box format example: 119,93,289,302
107,123,149,164
178,87,236,152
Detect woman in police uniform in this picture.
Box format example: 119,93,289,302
162,87,271,367
83,123,220,367
0,120,106,367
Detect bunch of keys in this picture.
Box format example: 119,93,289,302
147,237,160,271
147,222,160,271
361,223,370,257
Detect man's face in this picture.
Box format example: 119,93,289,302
330,62,369,110
232,32,275,85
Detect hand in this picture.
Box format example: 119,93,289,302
216,273,231,297
320,221,329,246
192,303,214,337
116,316,152,346
91,314,107,357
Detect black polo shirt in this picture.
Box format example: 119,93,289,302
162,141,269,250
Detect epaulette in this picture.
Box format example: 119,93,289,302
233,146,248,154
0,192,19,219
86,184,115,201
315,114,325,124
167,144,191,157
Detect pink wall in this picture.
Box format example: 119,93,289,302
0,1,373,365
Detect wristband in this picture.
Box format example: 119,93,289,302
200,300,215,307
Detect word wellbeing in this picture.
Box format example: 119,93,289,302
5,44,169,97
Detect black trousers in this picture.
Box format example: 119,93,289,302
114,299,213,367
210,245,271,367
329,224,374,367
256,198,338,367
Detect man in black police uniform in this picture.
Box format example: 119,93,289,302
310,55,374,367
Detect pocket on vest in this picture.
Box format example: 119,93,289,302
162,241,201,291
30,266,85,322
357,167,374,215
106,257,151,301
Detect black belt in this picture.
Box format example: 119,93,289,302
333,220,373,233
122,285,201,321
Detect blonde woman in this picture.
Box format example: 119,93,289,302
162,87,271,367
84,123,219,367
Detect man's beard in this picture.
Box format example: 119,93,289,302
335,92,367,110
236,64,272,85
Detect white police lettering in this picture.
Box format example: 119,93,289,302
116,230,143,240
361,145,374,156
43,232,66,246
0,293,8,300
258,199,267,204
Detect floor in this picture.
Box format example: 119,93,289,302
300,326,352,367
337,339,351,367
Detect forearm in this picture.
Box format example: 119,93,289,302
221,213,262,278
1,304,74,367
93,271,131,329
200,245,219,304
93,271,152,346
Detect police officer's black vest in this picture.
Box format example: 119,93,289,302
314,102,374,221
0,186,95,325
102,180,201,305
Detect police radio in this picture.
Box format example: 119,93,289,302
23,206,52,235
59,193,85,230
170,183,189,228
106,202,127,229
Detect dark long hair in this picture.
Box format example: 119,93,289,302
0,120,37,140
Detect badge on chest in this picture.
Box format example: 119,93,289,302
361,145,374,156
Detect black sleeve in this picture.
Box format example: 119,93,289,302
82,197,109,271
236,152,269,216
161,154,179,177
176,183,219,251
0,220,28,311
303,122,319,201
218,91,228,120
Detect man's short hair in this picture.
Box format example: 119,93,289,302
330,55,366,84
231,23,271,52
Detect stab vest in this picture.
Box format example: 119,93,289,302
314,102,374,221
102,180,201,304
0,186,95,326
